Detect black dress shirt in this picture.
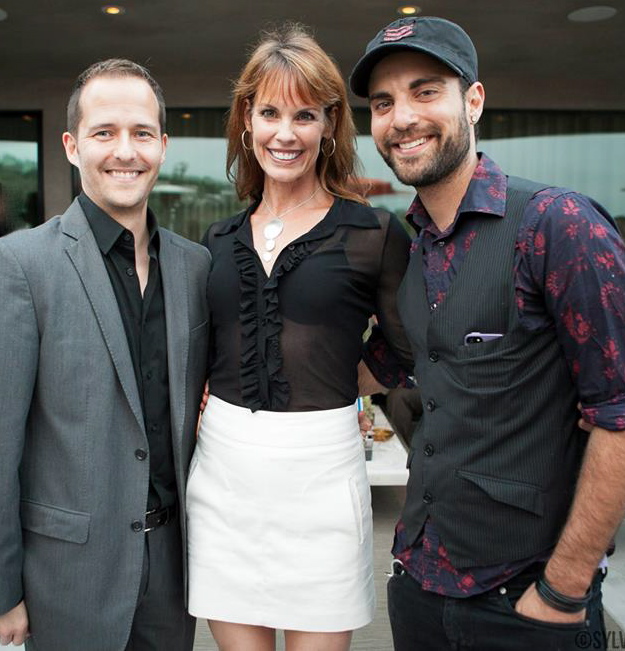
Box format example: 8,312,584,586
80,193,175,511
202,198,413,411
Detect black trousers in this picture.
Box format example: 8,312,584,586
387,562,607,651
125,516,196,651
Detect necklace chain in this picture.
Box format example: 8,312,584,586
262,185,320,220
260,186,321,263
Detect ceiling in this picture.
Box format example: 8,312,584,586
1,0,623,110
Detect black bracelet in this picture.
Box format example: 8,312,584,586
535,574,592,613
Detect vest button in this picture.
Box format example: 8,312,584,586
423,491,433,504
135,448,147,461
423,443,434,456
428,350,439,363
426,399,436,412
131,520,144,532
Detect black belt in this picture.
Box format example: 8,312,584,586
144,504,176,533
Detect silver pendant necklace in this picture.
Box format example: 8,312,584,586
261,186,320,262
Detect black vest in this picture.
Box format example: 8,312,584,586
397,177,587,568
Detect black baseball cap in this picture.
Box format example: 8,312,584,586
349,16,478,98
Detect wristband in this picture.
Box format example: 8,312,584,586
535,574,592,613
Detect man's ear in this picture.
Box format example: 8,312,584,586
160,133,168,165
62,132,79,167
465,81,485,124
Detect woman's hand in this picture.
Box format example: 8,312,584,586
200,381,209,412
358,410,373,438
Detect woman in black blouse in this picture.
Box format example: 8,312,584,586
186,24,412,651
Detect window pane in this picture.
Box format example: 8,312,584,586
480,111,625,221
354,108,625,236
154,107,625,242
150,109,246,242
355,134,415,224
0,112,43,236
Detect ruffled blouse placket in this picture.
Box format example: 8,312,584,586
232,202,342,411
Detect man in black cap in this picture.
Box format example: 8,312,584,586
351,16,625,651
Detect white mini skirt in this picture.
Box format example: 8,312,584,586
186,396,375,632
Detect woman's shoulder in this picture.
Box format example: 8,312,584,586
339,199,407,236
200,206,251,248
338,198,392,227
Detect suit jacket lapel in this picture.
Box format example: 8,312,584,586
159,231,189,447
61,200,145,434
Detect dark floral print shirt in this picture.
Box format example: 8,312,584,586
385,153,625,596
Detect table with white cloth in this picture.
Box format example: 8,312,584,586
365,406,409,486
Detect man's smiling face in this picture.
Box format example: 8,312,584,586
63,75,167,221
368,51,474,189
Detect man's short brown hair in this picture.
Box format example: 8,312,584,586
66,58,166,135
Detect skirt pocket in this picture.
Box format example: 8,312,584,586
348,476,365,545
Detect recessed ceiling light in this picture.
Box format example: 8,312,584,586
398,5,420,15
567,5,617,22
181,113,193,120
102,5,125,15
0,8,8,21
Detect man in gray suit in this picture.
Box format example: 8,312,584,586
0,59,209,650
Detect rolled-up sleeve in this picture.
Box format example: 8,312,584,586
515,189,625,432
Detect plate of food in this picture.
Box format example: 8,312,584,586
372,427,394,442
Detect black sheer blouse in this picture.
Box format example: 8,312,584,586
202,197,413,412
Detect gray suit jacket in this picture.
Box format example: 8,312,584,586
0,199,210,650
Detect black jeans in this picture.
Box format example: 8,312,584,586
387,562,607,651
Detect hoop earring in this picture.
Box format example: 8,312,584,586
241,129,253,151
321,137,336,158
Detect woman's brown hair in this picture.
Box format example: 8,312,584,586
226,23,366,204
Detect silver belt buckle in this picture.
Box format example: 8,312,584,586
144,507,159,533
